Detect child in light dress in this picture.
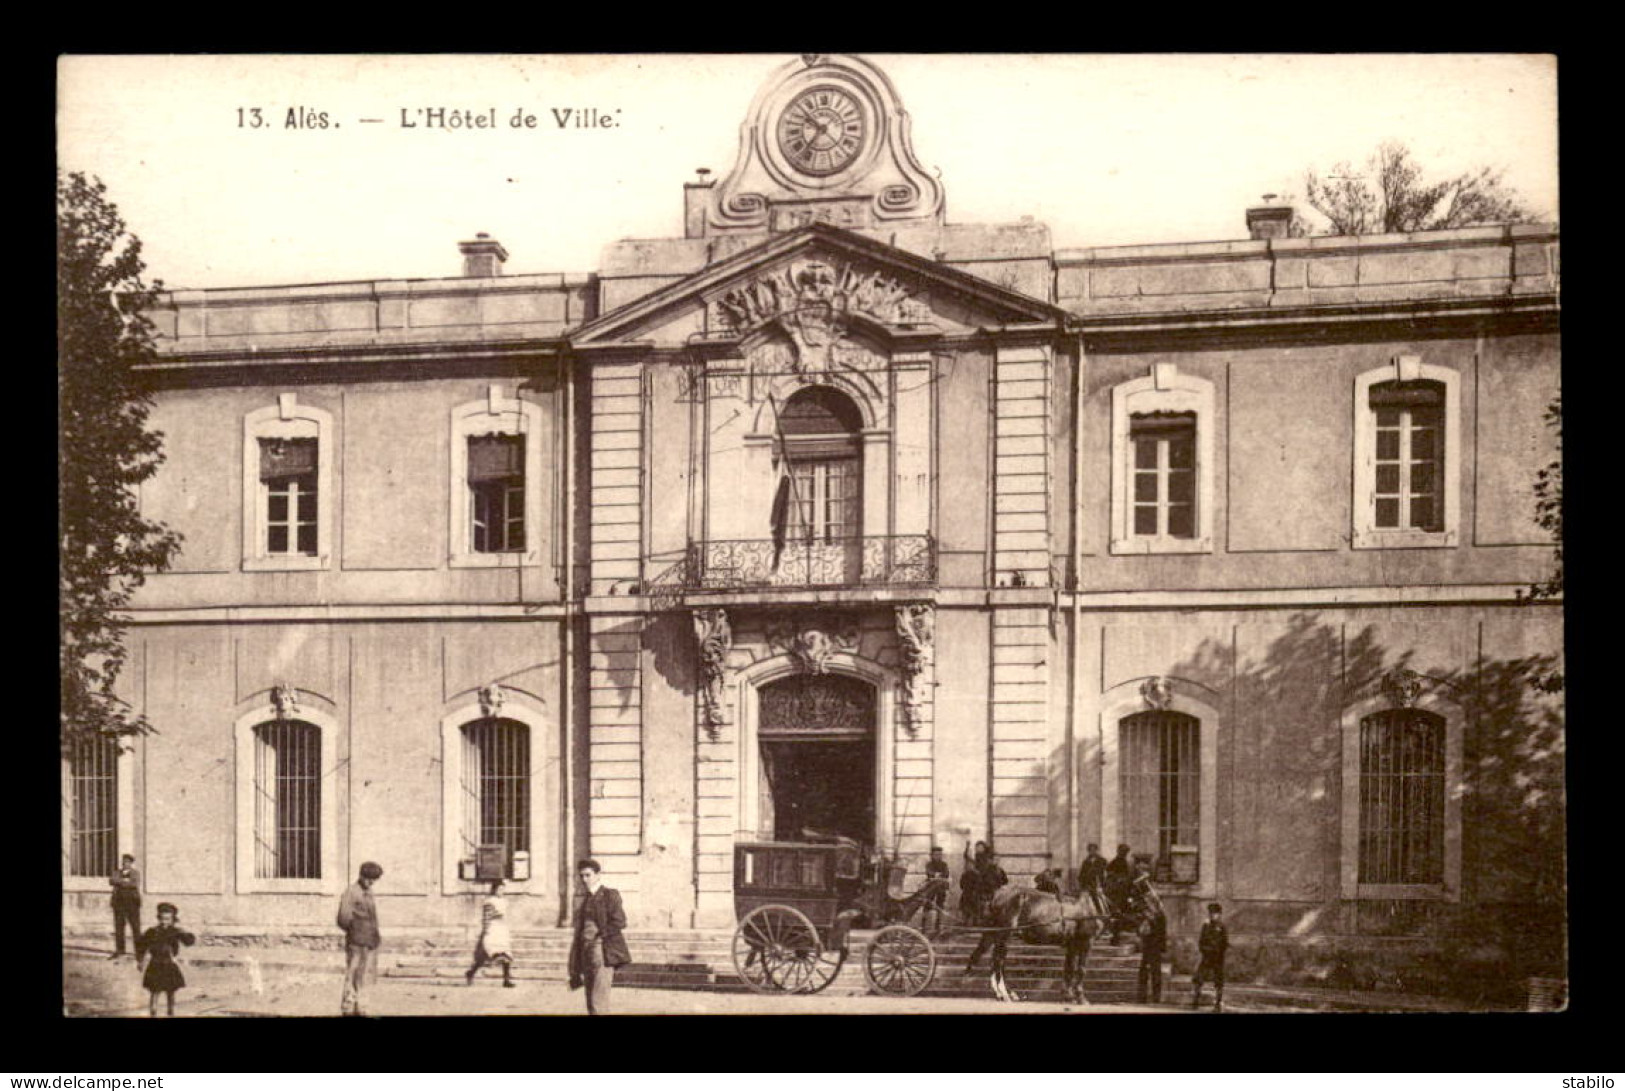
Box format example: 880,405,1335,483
465,879,516,987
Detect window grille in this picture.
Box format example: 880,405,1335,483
460,718,530,877
1370,380,1444,532
1119,710,1200,881
259,438,319,556
1359,709,1445,884
253,720,321,879
1129,413,1196,539
469,435,526,553
68,734,119,877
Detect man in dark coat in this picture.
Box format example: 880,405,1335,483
570,858,630,1015
109,854,142,959
1104,843,1133,942
922,846,950,931
336,861,383,1016
1192,901,1229,1011
1137,909,1168,1003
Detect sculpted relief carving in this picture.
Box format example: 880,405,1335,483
693,608,733,739
713,259,925,375
895,604,934,738
766,614,859,675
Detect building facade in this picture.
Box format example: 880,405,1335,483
64,54,1562,988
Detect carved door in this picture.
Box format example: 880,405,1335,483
757,675,876,844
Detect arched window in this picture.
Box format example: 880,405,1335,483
251,720,322,880
1357,709,1445,885
1118,710,1201,882
457,718,531,877
67,734,120,878
778,386,863,544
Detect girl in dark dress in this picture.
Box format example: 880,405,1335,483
136,902,195,1017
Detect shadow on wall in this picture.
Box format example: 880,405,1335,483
1051,613,1564,1005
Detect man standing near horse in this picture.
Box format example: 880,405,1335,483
1137,908,1168,1003
1104,844,1133,942
1076,843,1108,917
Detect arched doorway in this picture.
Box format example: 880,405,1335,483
756,674,876,844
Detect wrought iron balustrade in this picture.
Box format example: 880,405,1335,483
686,534,935,591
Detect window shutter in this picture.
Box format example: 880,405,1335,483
258,437,317,481
468,434,524,482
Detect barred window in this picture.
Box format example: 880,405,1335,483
252,720,322,879
1370,380,1444,532
468,434,526,553
459,718,530,877
68,734,119,877
1359,709,1445,884
1119,710,1200,881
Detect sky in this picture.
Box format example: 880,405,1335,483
57,54,1558,291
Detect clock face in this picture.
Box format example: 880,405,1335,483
776,86,867,177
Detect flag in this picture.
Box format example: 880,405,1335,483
767,392,798,570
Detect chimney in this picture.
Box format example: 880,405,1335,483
1245,195,1294,241
458,233,509,277
684,168,715,240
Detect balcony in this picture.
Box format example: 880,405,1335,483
684,535,935,592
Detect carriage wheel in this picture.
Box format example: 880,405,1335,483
776,942,847,994
864,924,936,997
732,904,827,995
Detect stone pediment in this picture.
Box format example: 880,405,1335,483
571,223,1065,351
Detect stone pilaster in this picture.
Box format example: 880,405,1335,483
992,344,1051,586
587,614,643,891
990,605,1051,880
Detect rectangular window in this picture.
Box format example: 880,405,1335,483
68,735,119,878
1119,710,1200,882
469,435,526,553
253,721,321,879
460,719,530,877
789,457,860,543
1371,382,1444,532
1130,413,1196,539
1359,710,1445,884
259,438,318,556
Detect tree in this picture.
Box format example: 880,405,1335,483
59,171,182,747
1303,141,1538,236
1520,395,1563,693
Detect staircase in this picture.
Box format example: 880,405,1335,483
387,929,1145,1003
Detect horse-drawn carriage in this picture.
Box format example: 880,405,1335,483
730,838,943,996
731,836,1164,1002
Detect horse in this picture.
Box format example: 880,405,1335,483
965,885,1102,1003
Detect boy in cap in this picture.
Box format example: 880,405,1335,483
1192,901,1228,1011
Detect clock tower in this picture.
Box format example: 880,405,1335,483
692,53,945,237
